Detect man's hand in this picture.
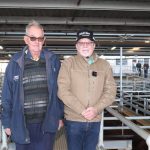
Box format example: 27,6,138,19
5,128,11,136
81,107,98,120
58,120,64,130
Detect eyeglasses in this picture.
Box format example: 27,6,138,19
77,42,94,47
26,35,45,42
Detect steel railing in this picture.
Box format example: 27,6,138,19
1,126,8,150
106,107,150,150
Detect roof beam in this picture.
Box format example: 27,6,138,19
0,0,150,11
1,17,150,26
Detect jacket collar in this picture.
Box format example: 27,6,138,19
24,49,45,60
76,52,99,65
15,46,54,69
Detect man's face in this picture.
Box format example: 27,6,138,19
24,26,45,54
76,38,95,57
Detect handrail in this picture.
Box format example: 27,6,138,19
97,111,105,150
106,107,150,150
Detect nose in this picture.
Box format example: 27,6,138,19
35,39,40,43
83,43,88,47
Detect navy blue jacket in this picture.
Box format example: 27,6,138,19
1,46,64,144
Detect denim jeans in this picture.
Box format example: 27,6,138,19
15,123,55,150
65,120,100,150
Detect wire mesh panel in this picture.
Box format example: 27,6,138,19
0,71,4,144
0,70,6,149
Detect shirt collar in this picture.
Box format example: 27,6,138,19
25,49,45,60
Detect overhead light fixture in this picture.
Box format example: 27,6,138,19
8,54,12,58
100,55,105,59
111,47,116,50
145,40,150,43
63,55,71,59
0,45,3,50
127,50,134,53
132,47,140,51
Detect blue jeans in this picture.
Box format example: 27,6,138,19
65,120,100,150
15,123,55,150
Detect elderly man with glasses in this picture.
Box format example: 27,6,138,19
58,29,116,150
1,20,64,150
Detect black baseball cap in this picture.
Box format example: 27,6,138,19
76,30,95,42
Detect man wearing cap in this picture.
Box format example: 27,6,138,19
58,30,116,150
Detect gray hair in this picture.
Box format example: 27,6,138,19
25,20,44,35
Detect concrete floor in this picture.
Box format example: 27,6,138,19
54,127,67,150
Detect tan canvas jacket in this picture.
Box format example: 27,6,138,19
58,53,116,122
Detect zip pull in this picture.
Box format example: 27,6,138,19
53,67,56,72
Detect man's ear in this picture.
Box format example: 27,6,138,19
24,36,28,44
93,43,96,49
75,43,78,50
